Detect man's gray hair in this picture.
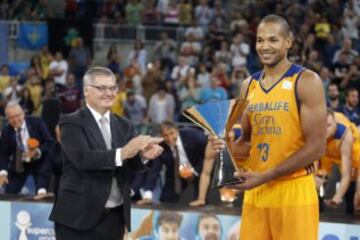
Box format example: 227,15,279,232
83,66,116,86
5,100,22,111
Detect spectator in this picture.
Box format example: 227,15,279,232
180,33,202,66
0,102,53,195
125,0,143,26
185,19,205,41
301,33,316,63
171,56,190,82
214,41,232,71
332,51,350,84
195,0,213,32
163,0,179,25
49,51,68,86
340,64,360,89
197,63,210,89
39,46,53,80
211,63,230,90
103,0,126,21
198,77,228,103
106,44,122,77
58,73,81,114
342,10,359,45
19,87,34,115
208,1,227,50
304,50,323,73
68,37,92,89
127,40,147,73
110,79,127,117
332,38,358,64
340,87,360,127
178,0,192,26
124,89,147,124
26,76,43,116
153,32,178,72
323,34,341,68
0,64,10,94
327,83,342,111
230,67,250,98
177,68,200,112
140,122,207,204
129,62,144,95
314,15,331,50
319,67,332,91
30,54,44,81
148,86,175,124
142,0,160,25
230,33,250,69
142,60,163,102
4,77,22,102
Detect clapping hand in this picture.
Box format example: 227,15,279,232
122,135,163,160
141,140,164,160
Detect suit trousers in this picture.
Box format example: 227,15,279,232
5,162,42,194
55,205,125,240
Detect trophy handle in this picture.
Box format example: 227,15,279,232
211,147,244,188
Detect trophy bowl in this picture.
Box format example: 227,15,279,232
183,99,248,188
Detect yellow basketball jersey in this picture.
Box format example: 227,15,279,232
321,112,360,168
245,64,313,179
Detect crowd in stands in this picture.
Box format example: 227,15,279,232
0,0,360,215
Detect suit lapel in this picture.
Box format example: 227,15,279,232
110,114,121,148
25,118,34,138
80,107,108,149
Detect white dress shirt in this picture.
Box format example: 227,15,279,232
87,105,123,166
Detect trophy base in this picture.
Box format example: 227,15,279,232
213,178,245,188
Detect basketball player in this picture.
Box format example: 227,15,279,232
318,109,360,213
210,15,326,240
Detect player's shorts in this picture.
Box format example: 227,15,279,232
240,174,319,240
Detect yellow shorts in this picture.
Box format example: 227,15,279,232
240,175,319,240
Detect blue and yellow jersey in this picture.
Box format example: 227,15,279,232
245,64,312,180
320,112,360,172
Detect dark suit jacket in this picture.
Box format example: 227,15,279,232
49,107,145,231
0,116,54,189
144,128,207,202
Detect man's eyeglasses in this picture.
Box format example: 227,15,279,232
88,84,118,93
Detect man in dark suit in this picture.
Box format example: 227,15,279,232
49,66,163,240
140,121,208,203
0,102,54,194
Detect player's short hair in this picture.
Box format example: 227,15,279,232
258,14,290,37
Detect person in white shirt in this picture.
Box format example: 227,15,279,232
49,51,68,86
230,33,250,68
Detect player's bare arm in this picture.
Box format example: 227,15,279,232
326,130,352,207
